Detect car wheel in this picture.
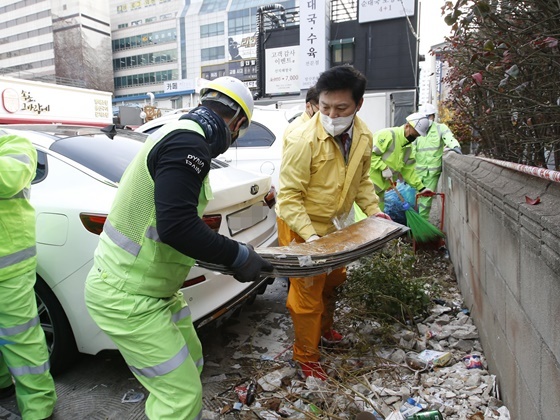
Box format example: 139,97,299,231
34,278,78,375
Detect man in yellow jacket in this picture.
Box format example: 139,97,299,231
368,113,435,210
414,103,462,220
0,134,56,420
276,65,390,380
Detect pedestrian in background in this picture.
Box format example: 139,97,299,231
414,103,462,220
84,77,273,420
365,113,435,211
276,65,390,381
0,134,57,420
282,85,319,142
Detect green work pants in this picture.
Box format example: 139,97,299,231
85,269,204,420
417,172,440,220
0,269,56,420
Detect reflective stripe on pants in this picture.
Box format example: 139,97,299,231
0,269,56,420
277,217,346,362
85,269,203,420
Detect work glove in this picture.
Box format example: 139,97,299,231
231,244,273,283
417,187,435,197
451,147,463,155
306,234,320,242
382,166,393,180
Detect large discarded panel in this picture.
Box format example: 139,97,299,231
197,217,409,277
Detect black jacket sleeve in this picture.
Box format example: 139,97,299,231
147,130,239,265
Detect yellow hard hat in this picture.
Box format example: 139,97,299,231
200,76,254,127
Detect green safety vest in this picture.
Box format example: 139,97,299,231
414,123,460,175
94,120,213,297
0,134,37,281
369,126,423,193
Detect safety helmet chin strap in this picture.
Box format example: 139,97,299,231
228,105,243,135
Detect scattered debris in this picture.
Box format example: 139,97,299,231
120,389,144,403
202,246,512,419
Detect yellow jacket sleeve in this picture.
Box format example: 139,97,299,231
277,123,317,240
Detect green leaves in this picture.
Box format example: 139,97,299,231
343,241,434,324
439,0,560,169
483,40,495,51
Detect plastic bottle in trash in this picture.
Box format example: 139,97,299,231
246,381,257,406
406,410,444,420
405,353,428,370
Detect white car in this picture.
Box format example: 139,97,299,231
0,124,278,374
136,106,300,189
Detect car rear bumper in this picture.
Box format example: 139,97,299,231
193,275,274,329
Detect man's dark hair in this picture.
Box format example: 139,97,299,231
315,65,367,105
305,85,319,104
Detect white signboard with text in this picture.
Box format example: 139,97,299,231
163,79,195,93
0,76,112,126
299,0,329,89
265,46,300,95
359,0,415,23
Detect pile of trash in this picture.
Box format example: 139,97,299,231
200,251,511,419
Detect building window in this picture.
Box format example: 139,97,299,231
228,9,252,35
114,70,178,88
201,46,225,62
200,22,224,38
113,49,177,70
227,1,295,35
330,38,354,65
112,29,177,52
200,0,228,14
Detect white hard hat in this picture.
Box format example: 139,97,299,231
406,112,432,137
420,103,437,116
200,76,254,128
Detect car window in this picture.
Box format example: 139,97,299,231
49,134,145,183
233,122,276,147
142,126,160,135
288,111,303,124
33,150,47,184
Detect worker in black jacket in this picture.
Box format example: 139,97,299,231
85,76,272,420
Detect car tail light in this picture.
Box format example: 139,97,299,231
182,275,206,288
264,186,276,209
80,213,107,235
203,214,222,232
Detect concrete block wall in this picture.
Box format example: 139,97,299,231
441,154,560,419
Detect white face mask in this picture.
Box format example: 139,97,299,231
320,112,355,137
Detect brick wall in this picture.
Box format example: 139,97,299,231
442,153,560,419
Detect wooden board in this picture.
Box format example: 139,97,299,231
197,217,409,277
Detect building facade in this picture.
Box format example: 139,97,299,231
109,0,420,114
0,0,113,92
109,0,184,108
1,0,422,119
